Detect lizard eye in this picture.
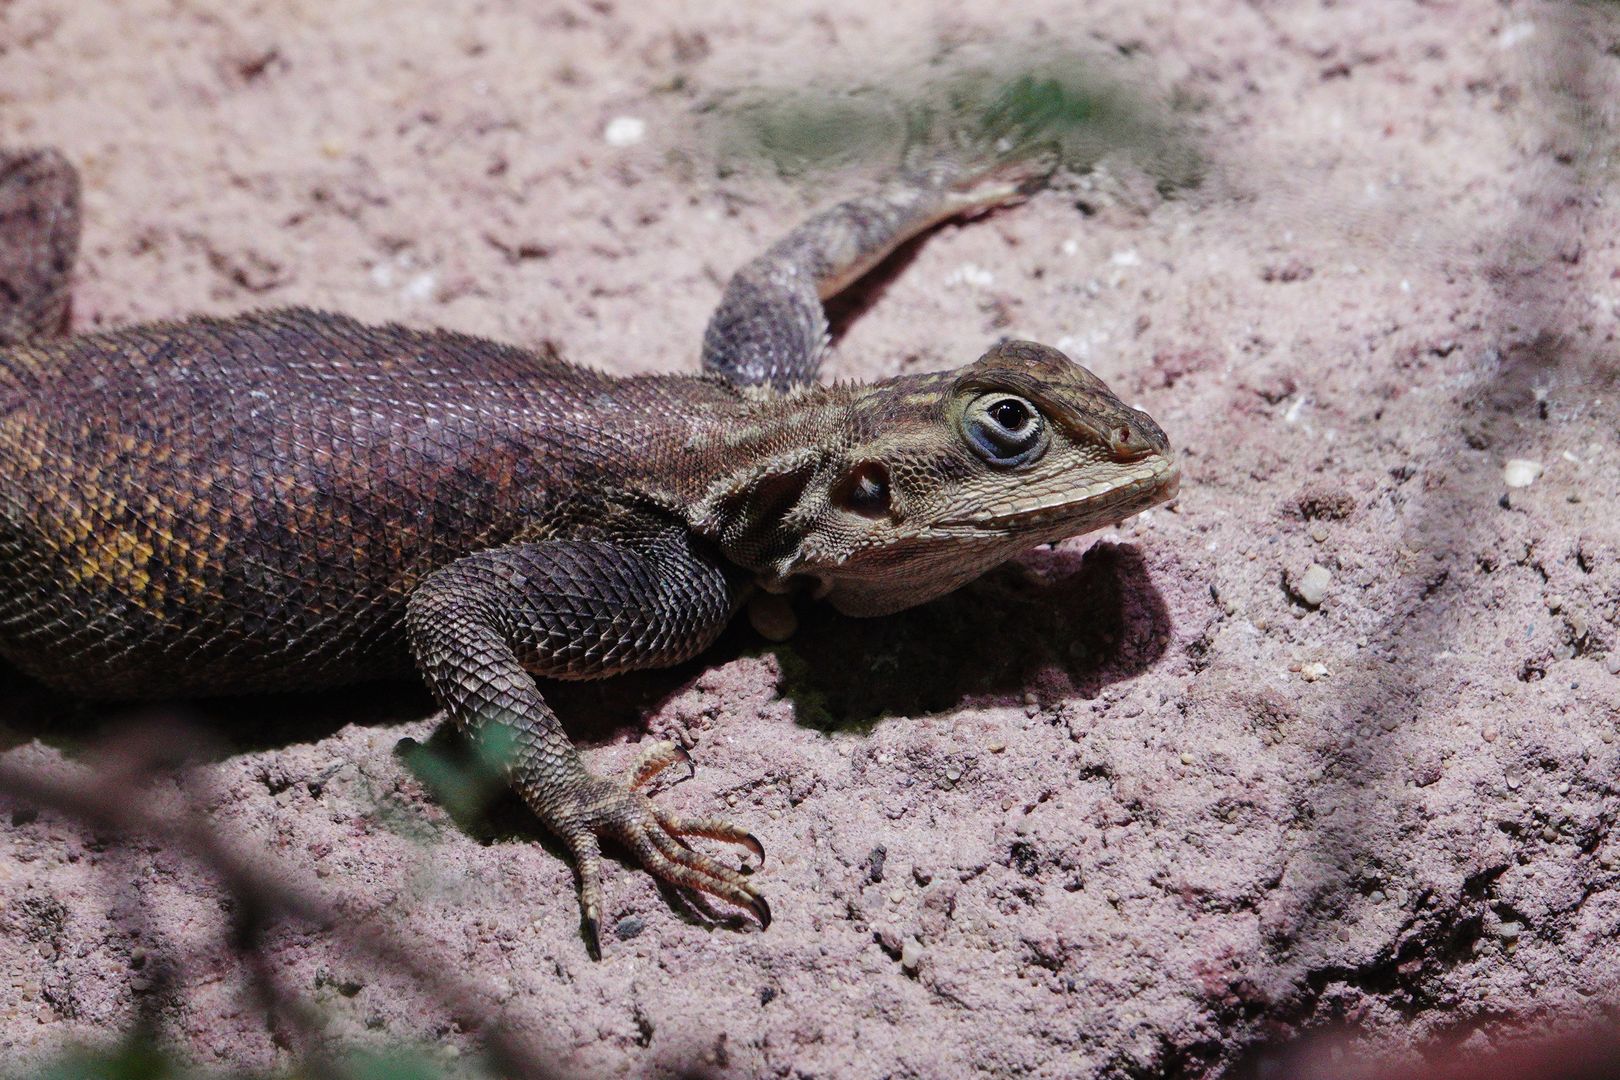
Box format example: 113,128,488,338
962,393,1048,467
833,462,891,518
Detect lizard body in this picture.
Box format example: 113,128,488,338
0,140,1178,954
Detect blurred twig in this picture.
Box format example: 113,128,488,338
0,723,561,1080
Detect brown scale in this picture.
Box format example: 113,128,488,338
0,141,1179,956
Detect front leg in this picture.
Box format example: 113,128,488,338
701,135,1057,391
405,525,765,955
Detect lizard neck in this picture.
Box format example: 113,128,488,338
675,382,857,584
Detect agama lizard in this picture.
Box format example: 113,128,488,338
0,137,1179,955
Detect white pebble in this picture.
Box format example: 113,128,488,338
1502,459,1543,488
603,115,647,147
1300,661,1330,682
403,272,437,302
900,937,925,971
945,263,995,289
1295,564,1332,607
1497,21,1536,49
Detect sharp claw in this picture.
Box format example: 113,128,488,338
743,832,765,863
677,744,695,782
583,915,602,961
750,895,772,930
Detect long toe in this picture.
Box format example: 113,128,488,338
652,808,766,864
582,781,770,931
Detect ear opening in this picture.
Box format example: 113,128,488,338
713,458,822,567
831,461,892,518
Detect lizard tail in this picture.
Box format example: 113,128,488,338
0,148,81,348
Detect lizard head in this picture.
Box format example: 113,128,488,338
698,340,1179,616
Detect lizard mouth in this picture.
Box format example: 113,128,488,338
934,454,1180,532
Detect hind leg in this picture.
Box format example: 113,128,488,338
700,124,1057,392
0,149,81,347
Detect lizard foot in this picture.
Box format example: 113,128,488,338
555,742,767,959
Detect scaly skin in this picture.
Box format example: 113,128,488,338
0,141,1178,956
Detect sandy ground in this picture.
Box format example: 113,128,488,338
3,0,1619,1076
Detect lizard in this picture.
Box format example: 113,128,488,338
0,133,1180,956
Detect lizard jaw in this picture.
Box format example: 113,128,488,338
932,454,1180,534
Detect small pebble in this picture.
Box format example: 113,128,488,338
747,593,798,642
603,115,646,146
1300,661,1330,682
1605,654,1620,676
945,765,962,783
1309,523,1329,543
1498,921,1523,941
1482,725,1499,742
1546,595,1564,613
1295,564,1332,607
900,937,925,972
888,890,905,904
1542,827,1559,843
1503,459,1543,488
988,740,1006,753
1023,692,1038,706
1179,751,1196,765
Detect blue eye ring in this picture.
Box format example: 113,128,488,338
962,393,1048,467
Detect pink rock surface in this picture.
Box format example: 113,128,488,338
3,0,1618,1076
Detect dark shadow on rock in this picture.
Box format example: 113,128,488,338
0,667,437,760
824,229,930,347
778,539,1171,729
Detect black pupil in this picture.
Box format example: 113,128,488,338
989,399,1029,430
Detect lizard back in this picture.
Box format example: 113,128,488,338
0,307,738,696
